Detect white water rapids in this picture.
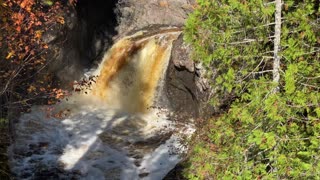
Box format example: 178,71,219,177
9,28,195,179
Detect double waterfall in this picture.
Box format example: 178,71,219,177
10,27,194,180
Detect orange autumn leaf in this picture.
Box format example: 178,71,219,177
12,13,24,25
35,21,42,26
35,30,42,39
56,93,64,99
27,85,36,93
20,0,34,10
20,0,27,8
6,51,14,59
26,6,31,12
56,16,65,24
16,26,21,32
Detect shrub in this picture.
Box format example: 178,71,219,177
183,0,320,179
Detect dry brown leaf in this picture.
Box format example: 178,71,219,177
159,1,168,7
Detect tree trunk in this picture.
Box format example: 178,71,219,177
273,0,282,90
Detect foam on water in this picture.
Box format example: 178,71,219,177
11,95,194,179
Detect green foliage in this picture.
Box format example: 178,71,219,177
42,0,53,6
184,0,320,179
0,118,8,125
185,0,276,107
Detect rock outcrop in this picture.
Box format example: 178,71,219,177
116,0,196,36
44,0,118,83
165,34,213,121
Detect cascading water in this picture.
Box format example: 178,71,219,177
93,29,179,112
9,27,194,180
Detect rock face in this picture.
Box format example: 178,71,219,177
165,34,213,121
116,0,196,36
44,0,119,83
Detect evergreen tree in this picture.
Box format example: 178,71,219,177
184,0,320,179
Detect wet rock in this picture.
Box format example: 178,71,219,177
104,168,121,180
20,172,33,179
139,172,150,178
39,142,49,148
162,34,214,121
134,160,141,166
171,35,194,72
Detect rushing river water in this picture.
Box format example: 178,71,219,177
10,27,195,180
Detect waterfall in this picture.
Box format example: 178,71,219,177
9,27,194,180
93,30,179,112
